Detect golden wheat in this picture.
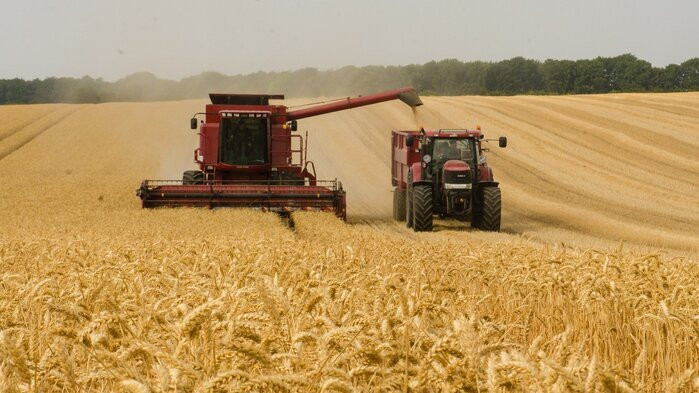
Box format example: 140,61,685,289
0,94,697,392
0,210,696,392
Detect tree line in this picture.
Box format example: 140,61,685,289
1,54,697,104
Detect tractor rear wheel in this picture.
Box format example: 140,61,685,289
412,185,433,232
393,188,406,221
474,186,501,231
183,170,204,185
471,193,482,229
406,186,414,228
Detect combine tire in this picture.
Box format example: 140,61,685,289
393,188,406,221
183,170,204,185
473,186,501,232
412,185,433,232
406,186,414,228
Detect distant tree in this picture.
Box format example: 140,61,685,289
64,76,103,103
0,79,38,103
680,58,699,90
179,71,230,98
571,58,608,93
652,64,682,91
542,59,576,94
2,55,699,104
411,61,439,94
600,54,653,91
484,57,544,94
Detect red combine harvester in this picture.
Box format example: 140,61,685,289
391,127,507,231
137,87,422,220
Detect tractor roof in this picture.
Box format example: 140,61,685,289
425,129,482,138
393,129,483,138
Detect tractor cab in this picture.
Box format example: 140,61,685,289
420,136,476,178
418,132,479,218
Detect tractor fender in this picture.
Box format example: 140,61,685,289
478,165,494,181
476,181,499,189
410,162,424,183
407,165,431,188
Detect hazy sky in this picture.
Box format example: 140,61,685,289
1,0,697,81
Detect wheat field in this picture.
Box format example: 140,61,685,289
0,93,697,392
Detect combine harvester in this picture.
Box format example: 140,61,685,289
137,88,422,220
391,127,507,231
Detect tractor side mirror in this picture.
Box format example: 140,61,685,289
290,120,298,131
499,136,507,148
190,118,198,130
406,136,414,147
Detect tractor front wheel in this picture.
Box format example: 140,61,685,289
183,170,204,185
412,185,433,232
393,188,406,221
473,186,501,231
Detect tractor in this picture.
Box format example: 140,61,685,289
391,127,507,231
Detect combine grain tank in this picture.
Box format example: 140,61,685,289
137,88,422,220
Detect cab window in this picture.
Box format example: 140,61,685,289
219,117,268,165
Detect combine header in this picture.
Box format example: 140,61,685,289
137,87,422,219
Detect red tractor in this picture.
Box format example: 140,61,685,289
137,87,422,219
391,128,507,231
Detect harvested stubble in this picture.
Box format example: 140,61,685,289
0,211,696,392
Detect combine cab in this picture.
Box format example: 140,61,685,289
137,88,422,219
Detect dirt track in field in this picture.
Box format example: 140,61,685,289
0,93,697,256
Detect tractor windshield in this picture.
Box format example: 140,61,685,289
432,138,475,163
219,116,268,165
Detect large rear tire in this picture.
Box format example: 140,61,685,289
406,186,414,228
471,192,482,229
412,185,433,232
183,170,204,185
393,188,406,221
475,186,501,231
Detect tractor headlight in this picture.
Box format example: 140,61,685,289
423,154,431,163
444,183,472,190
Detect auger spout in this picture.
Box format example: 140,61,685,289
286,87,422,121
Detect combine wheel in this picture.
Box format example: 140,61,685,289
474,186,501,232
183,170,204,185
393,188,406,221
412,185,433,232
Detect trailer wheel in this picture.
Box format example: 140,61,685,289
406,185,414,228
412,185,433,232
393,188,406,221
183,170,204,185
475,186,501,232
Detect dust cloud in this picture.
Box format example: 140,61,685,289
411,103,460,130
